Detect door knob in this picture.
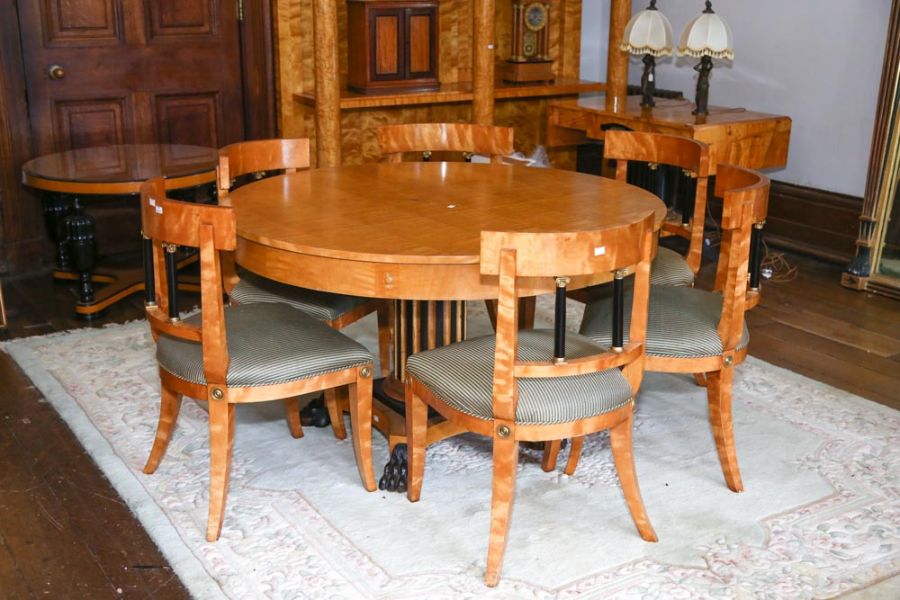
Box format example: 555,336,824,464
48,64,65,80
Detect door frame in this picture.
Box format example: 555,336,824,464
0,0,277,275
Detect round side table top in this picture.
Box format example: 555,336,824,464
22,144,218,195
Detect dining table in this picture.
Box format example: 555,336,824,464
229,161,666,488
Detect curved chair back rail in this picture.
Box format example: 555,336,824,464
604,130,711,277
377,123,514,164
217,138,311,198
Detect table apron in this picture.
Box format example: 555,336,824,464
236,238,616,301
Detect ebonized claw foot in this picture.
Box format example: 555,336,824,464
379,443,408,493
299,395,330,428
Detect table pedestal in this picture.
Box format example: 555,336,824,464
331,299,470,492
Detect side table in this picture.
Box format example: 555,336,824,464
22,144,218,318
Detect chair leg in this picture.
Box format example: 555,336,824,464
282,397,303,439
376,301,392,378
541,440,562,472
707,368,744,492
563,436,585,476
206,400,235,542
323,387,348,440
349,373,376,492
405,381,428,502
143,385,183,474
609,410,657,542
485,434,519,588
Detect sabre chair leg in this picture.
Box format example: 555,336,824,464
376,302,392,378
541,439,562,472
349,373,376,492
143,385,183,474
323,387,348,440
609,410,657,542
282,397,304,439
485,434,519,588
707,368,744,492
564,436,585,476
405,382,428,502
207,400,235,542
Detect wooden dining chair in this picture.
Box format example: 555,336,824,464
139,177,377,541
218,138,391,440
576,164,771,493
376,122,514,164
404,213,658,586
604,129,711,287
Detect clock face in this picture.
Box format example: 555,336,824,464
524,3,547,32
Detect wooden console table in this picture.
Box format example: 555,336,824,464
546,96,792,173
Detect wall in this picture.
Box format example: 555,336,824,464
580,0,891,197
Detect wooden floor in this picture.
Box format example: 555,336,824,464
0,251,897,597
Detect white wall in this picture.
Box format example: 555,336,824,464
580,0,891,196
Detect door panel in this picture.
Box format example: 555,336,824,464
42,0,123,46
54,97,130,149
147,0,216,40
19,0,243,155
154,93,220,148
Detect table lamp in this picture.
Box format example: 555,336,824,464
621,0,674,108
678,0,733,116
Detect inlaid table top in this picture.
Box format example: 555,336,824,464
22,143,218,195
231,162,666,300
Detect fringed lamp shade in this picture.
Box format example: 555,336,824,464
678,10,734,59
621,3,674,57
621,0,673,108
677,1,733,116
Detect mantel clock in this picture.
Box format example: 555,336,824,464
504,1,555,82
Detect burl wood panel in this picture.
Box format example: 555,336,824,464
274,0,585,164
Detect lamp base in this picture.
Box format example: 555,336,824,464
640,54,657,108
692,55,713,116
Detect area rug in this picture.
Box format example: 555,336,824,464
2,298,899,599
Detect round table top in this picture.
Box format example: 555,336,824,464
232,162,666,300
22,143,218,195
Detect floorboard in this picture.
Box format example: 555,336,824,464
0,250,897,596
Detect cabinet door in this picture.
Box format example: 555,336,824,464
370,8,405,81
404,8,437,80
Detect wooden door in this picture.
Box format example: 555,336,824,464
18,0,244,155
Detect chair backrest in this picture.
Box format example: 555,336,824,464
709,164,771,351
217,138,311,198
216,138,310,292
479,213,656,422
377,123,514,164
604,130,711,274
141,177,236,385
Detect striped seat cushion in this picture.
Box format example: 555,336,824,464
156,303,372,387
579,284,749,359
650,246,695,286
230,271,372,322
406,330,633,425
